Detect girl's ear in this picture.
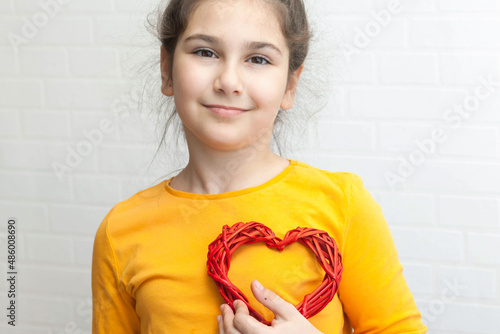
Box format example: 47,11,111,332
280,63,304,110
160,45,174,97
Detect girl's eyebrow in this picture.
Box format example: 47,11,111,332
246,41,282,56
183,33,282,56
183,33,221,46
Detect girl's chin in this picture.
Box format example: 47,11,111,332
191,135,262,152
183,124,272,153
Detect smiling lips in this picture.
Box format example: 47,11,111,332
204,104,247,117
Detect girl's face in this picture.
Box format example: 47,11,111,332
161,0,302,152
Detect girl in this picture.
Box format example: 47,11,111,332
92,0,427,333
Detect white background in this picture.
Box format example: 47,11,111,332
0,0,499,333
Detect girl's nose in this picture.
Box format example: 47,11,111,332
213,61,243,96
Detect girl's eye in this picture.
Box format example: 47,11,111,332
248,56,270,65
195,49,216,58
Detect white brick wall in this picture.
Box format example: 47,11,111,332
0,79,43,107
0,0,499,333
469,234,500,265
21,110,70,139
438,0,500,12
437,266,496,300
379,53,438,84
438,126,498,158
349,87,466,119
19,47,68,76
412,19,500,49
392,228,464,262
341,53,376,83
0,111,20,137
317,121,375,151
403,263,433,296
441,54,500,85
50,204,109,236
0,203,48,231
0,48,17,74
378,192,434,225
439,196,500,228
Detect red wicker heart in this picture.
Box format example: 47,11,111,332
207,221,343,325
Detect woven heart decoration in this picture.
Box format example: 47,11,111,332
207,221,343,325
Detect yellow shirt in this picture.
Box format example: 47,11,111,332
92,160,427,333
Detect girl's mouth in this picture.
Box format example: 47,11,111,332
204,104,247,117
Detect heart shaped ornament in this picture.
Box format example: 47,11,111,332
207,221,343,325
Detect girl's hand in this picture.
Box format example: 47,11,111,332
216,280,324,334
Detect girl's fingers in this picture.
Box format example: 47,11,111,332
233,299,250,316
220,303,244,334
249,280,298,321
221,304,233,331
220,285,322,334
232,299,263,332
217,314,224,334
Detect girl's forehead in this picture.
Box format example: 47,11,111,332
193,0,279,23
185,0,286,46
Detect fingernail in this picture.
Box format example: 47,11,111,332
220,304,225,311
254,280,264,290
233,300,239,306
217,315,222,322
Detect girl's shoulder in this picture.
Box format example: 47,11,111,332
290,159,364,192
98,180,169,229
290,161,373,207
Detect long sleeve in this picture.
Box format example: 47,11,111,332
92,213,141,333
338,175,427,333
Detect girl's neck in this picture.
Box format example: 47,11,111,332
169,145,290,195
